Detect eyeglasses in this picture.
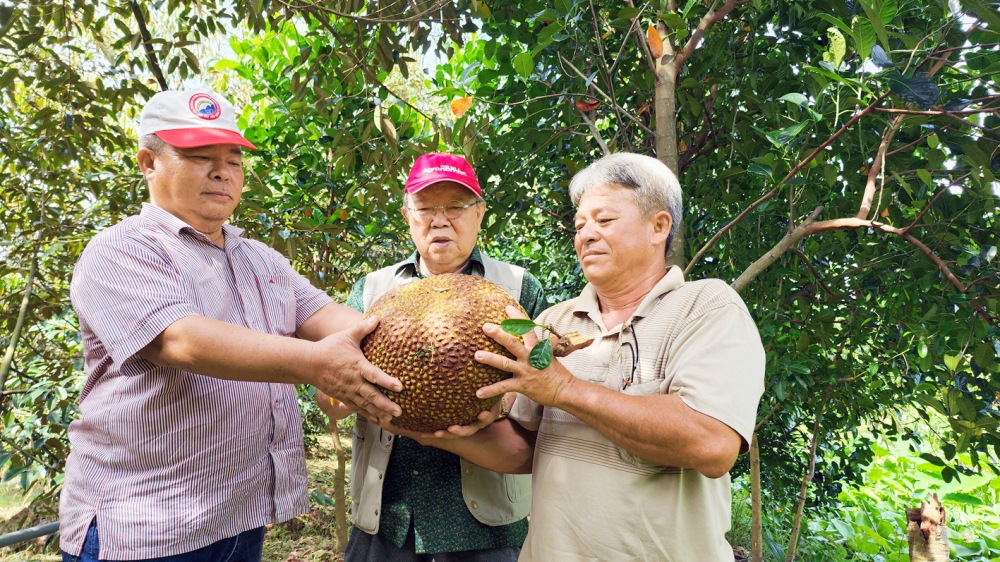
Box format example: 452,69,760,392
406,199,482,221
617,327,640,391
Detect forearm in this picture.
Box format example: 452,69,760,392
139,315,317,384
297,302,363,342
554,378,740,478
418,420,536,474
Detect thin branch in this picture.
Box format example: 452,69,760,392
309,9,438,128
610,3,651,77
686,93,890,275
899,172,971,236
579,110,610,155
801,218,995,325
784,404,825,562
789,247,836,299
872,107,1000,116
0,232,41,415
558,53,655,135
128,0,168,91
286,0,451,24
673,0,752,74
732,206,824,293
623,0,657,73
754,400,783,432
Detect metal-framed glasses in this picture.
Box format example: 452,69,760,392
406,199,483,221
617,327,640,391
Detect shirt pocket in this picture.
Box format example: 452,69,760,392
257,274,296,336
617,378,670,469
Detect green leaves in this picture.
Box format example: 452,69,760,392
513,52,533,79
500,318,538,336
529,339,554,370
886,73,940,109
500,318,554,369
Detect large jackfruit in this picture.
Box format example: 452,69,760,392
361,273,524,433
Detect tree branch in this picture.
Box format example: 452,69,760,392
0,232,41,414
579,110,610,155
899,172,970,236
672,0,751,75
286,0,451,23
558,53,655,135
309,8,438,128
857,115,903,221
128,0,168,91
732,206,824,293
801,218,995,325
785,405,825,562
686,93,891,276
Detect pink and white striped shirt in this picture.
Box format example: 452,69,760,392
61,204,332,560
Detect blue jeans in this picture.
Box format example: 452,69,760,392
62,521,265,562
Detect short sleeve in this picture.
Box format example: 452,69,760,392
70,236,197,369
518,271,549,320
661,302,765,451
270,250,333,329
345,277,366,313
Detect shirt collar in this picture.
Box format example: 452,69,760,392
573,265,686,329
395,246,485,278
140,203,245,247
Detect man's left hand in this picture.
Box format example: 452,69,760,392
474,306,577,407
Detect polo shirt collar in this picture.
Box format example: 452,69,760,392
395,246,485,278
140,203,245,246
574,265,686,329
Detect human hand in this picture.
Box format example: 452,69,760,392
474,306,576,406
316,388,361,421
311,316,402,425
425,392,517,439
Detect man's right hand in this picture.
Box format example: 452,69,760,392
310,316,402,425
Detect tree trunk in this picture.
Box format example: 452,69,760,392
907,494,948,562
653,21,685,269
330,420,349,552
750,434,763,562
0,234,40,412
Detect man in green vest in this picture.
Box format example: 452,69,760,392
317,153,547,561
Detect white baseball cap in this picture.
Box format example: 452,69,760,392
138,86,257,150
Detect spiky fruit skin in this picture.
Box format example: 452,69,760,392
361,273,526,433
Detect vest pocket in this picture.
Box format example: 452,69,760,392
504,473,530,503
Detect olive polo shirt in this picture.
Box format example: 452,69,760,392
346,247,547,553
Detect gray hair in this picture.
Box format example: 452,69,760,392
568,153,682,251
139,133,167,154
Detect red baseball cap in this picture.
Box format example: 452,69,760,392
405,153,482,197
138,87,257,150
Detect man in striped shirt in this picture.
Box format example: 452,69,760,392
60,87,402,562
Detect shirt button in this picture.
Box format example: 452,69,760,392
375,509,379,516
378,473,383,480
465,466,474,476
470,501,478,509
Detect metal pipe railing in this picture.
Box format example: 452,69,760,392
0,521,59,548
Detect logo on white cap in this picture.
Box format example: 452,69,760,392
188,93,221,120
